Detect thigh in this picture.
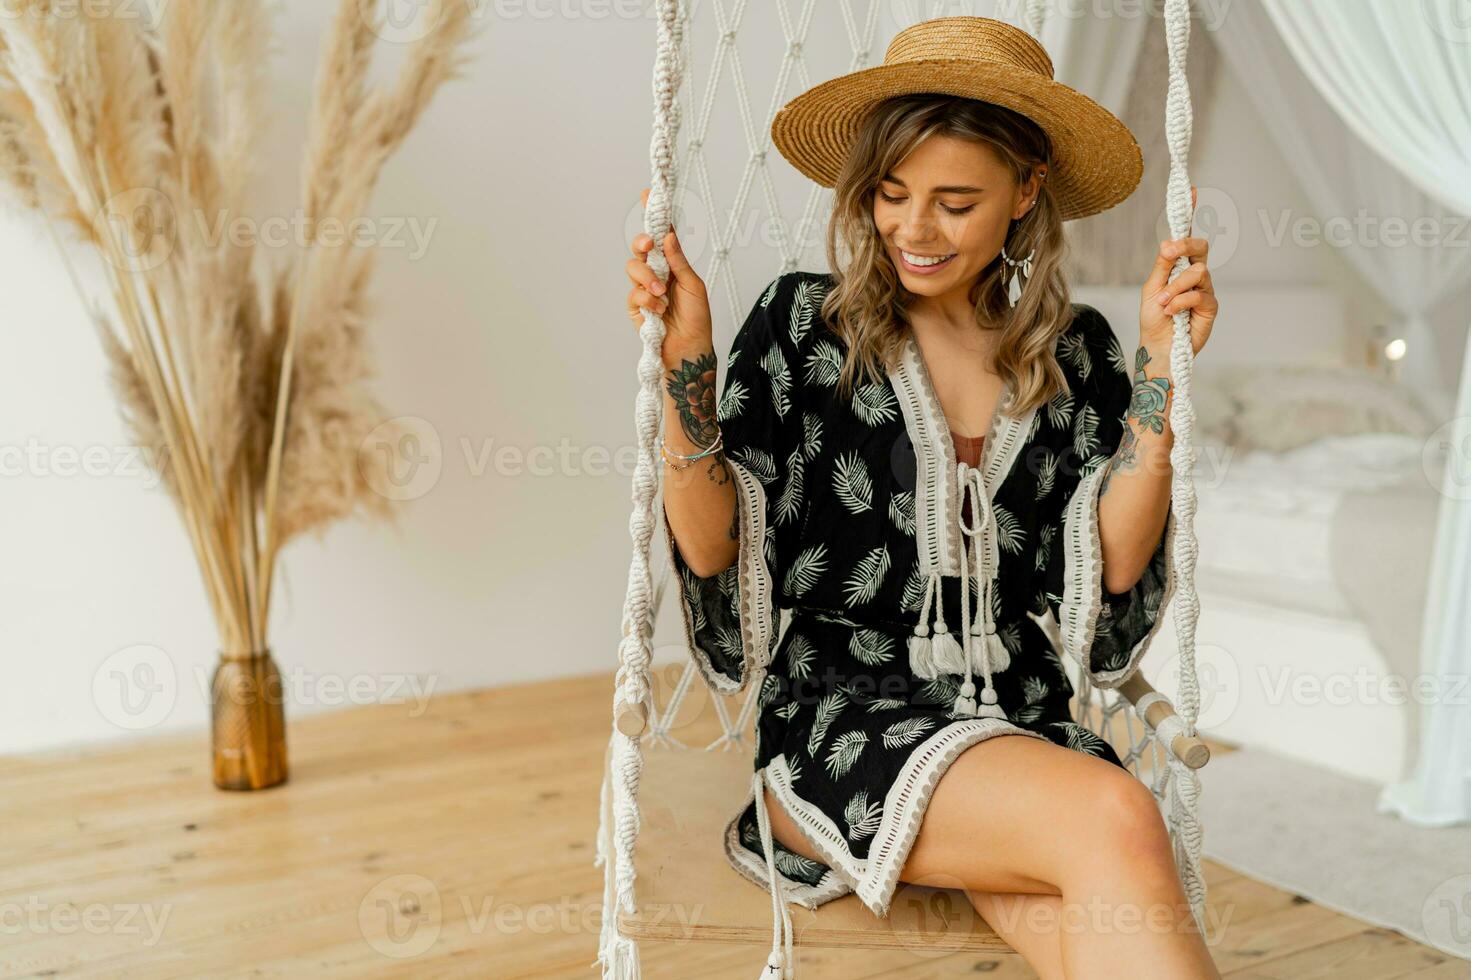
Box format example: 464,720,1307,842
899,731,1143,896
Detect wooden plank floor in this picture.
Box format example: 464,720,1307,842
0,665,1459,978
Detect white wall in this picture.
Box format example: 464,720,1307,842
0,5,1428,754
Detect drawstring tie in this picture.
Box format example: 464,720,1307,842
753,769,796,978
906,460,1010,719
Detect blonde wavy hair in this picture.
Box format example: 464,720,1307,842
816,93,1076,415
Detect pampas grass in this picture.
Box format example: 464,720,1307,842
0,0,476,655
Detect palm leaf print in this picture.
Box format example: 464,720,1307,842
1013,675,1050,724
775,850,826,879
759,276,780,308
801,412,824,461
783,544,829,598
807,691,848,757
1035,449,1057,500
764,523,778,569
845,790,884,843
679,567,709,632
1027,408,1044,441
1053,721,1110,758
914,675,959,706
882,716,937,750
774,446,804,526
1036,523,1055,573
718,377,749,422
785,633,816,679
1058,331,1092,382
714,563,738,600
888,489,915,536
850,382,899,426
1079,453,1111,478
1072,403,1100,458
814,611,863,627
775,701,800,721
1046,387,1074,431
789,278,819,346
759,673,782,708
865,696,909,712
732,446,777,485
824,730,869,779
786,756,804,785
805,340,842,387
899,561,926,613
761,342,792,419
713,625,741,664
842,544,891,607
832,452,873,514
993,503,1024,554
848,629,896,667
1105,334,1129,377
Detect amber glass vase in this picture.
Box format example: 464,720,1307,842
210,649,289,790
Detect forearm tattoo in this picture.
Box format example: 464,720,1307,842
1100,344,1172,496
664,352,721,447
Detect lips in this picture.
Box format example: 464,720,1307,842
899,248,957,273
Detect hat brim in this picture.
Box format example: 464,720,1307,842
771,59,1143,222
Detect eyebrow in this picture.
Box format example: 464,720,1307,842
881,174,984,194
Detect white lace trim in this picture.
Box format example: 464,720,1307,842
723,777,852,910
1058,462,1179,689
660,458,777,696
889,335,1038,578
744,722,1048,919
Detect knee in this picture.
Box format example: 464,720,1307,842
1081,773,1179,885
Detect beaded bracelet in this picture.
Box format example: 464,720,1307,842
660,429,724,470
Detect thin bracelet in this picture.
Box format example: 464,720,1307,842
661,429,724,470
663,426,723,459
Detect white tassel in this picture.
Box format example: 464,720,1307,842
929,626,967,675
969,624,1010,674
908,631,936,679
951,678,978,717
974,684,1008,720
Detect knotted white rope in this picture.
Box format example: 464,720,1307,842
1159,0,1208,934
594,0,683,976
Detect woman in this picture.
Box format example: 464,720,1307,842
624,17,1219,980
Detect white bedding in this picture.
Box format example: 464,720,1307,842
1189,434,1431,617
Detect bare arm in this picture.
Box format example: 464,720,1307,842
1101,227,1218,593
660,343,739,578
1096,341,1174,595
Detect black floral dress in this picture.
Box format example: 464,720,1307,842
660,270,1176,923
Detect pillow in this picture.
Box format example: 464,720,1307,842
1188,363,1433,454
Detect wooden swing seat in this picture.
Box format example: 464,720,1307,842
617,741,1011,953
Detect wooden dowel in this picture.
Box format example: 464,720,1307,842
1118,673,1211,770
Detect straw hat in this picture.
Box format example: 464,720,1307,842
770,16,1143,222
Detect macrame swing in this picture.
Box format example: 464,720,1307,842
598,2,1208,976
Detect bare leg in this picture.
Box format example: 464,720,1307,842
966,890,1066,980
761,733,1220,979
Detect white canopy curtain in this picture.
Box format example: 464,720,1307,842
1246,0,1471,417
1238,0,1471,827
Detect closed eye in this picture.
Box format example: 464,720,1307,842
877,191,975,215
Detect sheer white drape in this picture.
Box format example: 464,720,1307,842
1239,0,1471,826
1217,1,1471,418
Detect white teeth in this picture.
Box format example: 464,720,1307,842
901,250,955,267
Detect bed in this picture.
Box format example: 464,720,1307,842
1073,285,1444,786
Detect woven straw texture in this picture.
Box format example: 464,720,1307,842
770,16,1143,222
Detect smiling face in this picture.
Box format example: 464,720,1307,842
873,133,1043,308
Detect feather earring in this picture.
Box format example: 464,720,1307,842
1000,240,1034,308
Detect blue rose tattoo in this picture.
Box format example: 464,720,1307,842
1100,345,1172,495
